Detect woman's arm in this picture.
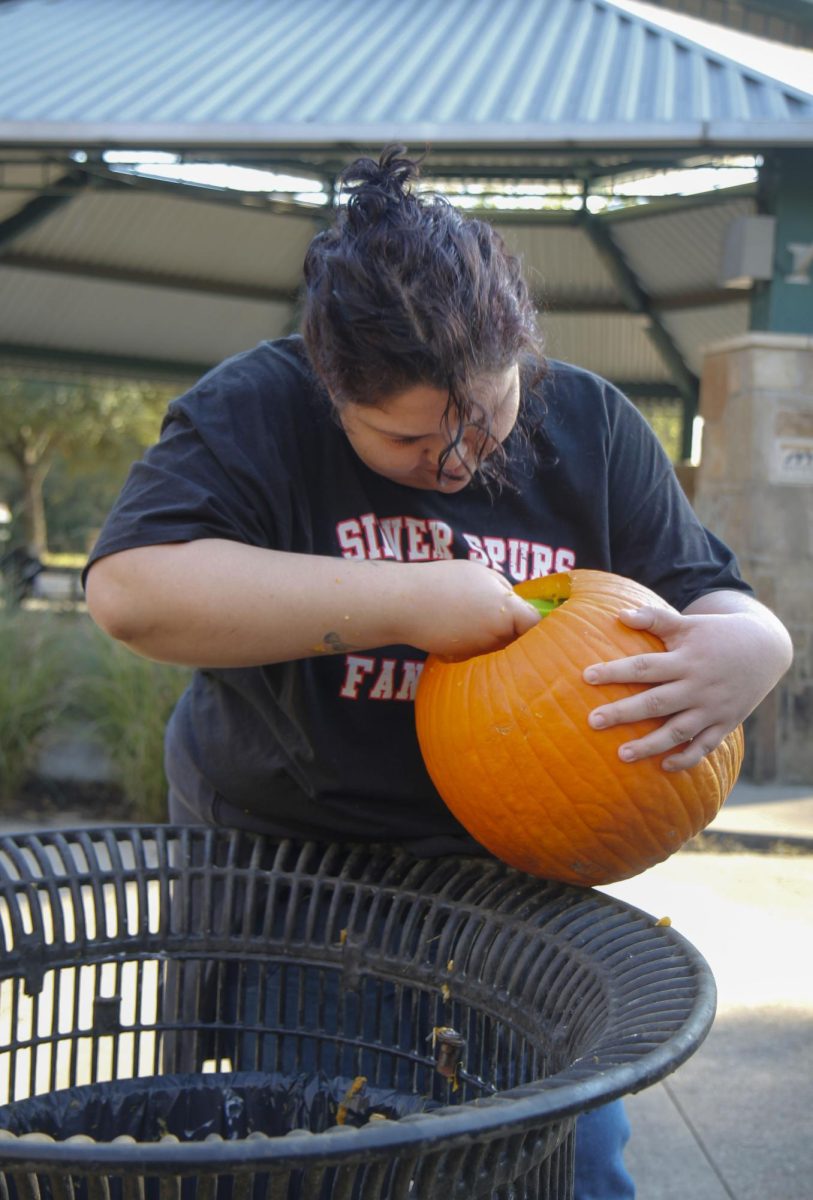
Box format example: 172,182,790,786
85,539,540,667
582,589,794,771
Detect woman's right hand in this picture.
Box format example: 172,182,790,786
398,559,541,659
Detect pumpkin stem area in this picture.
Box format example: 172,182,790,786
513,571,573,614
526,596,565,619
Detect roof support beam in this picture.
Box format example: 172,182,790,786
0,342,211,382
0,339,686,399
0,341,685,409
0,252,743,316
0,167,89,253
579,206,699,456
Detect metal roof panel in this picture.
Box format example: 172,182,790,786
543,311,672,379
6,191,318,289
497,223,624,301
611,195,758,295
0,264,291,365
0,0,810,142
0,191,36,224
662,300,751,375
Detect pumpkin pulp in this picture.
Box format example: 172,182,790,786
526,596,565,618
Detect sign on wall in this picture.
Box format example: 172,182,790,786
770,435,813,484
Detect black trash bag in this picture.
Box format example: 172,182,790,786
0,1070,442,1143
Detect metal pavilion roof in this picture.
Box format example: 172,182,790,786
0,0,811,148
0,0,809,439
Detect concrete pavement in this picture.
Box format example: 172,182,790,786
602,779,813,1200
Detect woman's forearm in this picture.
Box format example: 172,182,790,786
85,540,416,667
85,539,541,667
682,588,794,683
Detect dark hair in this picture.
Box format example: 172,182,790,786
301,146,544,486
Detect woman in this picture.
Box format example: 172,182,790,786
85,146,792,1198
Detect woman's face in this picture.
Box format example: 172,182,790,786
338,365,520,492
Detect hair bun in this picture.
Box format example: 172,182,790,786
340,145,422,228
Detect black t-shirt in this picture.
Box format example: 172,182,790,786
87,336,751,846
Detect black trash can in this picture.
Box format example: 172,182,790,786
0,826,715,1199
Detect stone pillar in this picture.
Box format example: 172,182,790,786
694,332,813,784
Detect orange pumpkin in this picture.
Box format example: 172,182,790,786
415,569,743,886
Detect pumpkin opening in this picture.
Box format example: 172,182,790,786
514,571,573,609
526,595,566,619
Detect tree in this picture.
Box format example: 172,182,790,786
0,376,175,556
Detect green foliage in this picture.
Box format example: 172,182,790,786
0,376,170,467
43,455,135,555
0,600,71,804
0,605,190,821
77,626,191,823
0,374,175,553
635,398,685,463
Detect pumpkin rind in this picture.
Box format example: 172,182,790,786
414,568,744,886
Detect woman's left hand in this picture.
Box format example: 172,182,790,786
582,601,793,772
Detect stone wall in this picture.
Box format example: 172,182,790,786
693,333,813,783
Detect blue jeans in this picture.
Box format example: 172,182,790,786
574,1101,634,1199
